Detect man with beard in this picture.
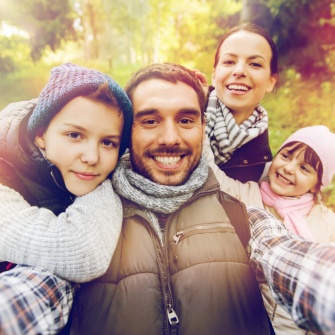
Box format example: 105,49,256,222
70,63,270,335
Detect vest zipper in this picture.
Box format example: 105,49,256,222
137,182,221,335
163,184,221,333
173,223,233,244
167,304,179,334
186,185,218,204
144,220,179,335
164,216,180,335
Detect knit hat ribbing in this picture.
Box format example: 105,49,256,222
279,125,335,187
27,63,133,157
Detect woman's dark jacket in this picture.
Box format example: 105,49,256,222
219,129,272,182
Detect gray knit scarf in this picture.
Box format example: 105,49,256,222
205,89,268,166
112,153,208,215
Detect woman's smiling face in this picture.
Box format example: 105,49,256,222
212,30,277,124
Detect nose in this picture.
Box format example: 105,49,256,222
284,162,296,174
233,62,247,78
157,120,181,146
81,143,99,165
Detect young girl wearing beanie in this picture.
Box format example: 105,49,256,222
0,63,133,334
207,125,335,335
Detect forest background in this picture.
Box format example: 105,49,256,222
1,0,335,208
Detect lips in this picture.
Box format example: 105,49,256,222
74,172,98,181
276,173,293,185
154,156,181,165
226,84,250,92
149,147,189,167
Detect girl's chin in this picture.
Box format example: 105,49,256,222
268,181,287,195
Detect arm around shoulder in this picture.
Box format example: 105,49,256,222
204,137,264,207
0,179,122,282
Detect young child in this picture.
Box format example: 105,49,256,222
0,63,133,334
205,23,278,183
207,125,335,335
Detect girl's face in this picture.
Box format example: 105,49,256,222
35,96,124,196
212,31,277,124
268,145,319,197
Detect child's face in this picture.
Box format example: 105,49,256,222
212,31,277,124
35,96,124,196
268,145,319,197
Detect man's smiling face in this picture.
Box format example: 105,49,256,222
130,78,205,186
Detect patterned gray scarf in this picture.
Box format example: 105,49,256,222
112,153,208,214
205,89,268,166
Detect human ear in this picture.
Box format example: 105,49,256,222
202,121,206,140
266,73,278,93
34,128,46,149
211,68,217,88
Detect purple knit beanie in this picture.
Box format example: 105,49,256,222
27,63,133,157
279,125,335,188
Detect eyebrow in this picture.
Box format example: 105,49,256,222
135,108,201,118
63,123,87,131
62,123,121,138
223,52,266,61
134,109,159,118
248,55,266,61
102,134,122,140
179,108,202,117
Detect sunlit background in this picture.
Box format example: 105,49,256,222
1,0,335,206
